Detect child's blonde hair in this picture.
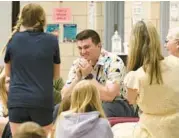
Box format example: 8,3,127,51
1,3,46,54
0,76,8,116
127,21,164,84
58,95,71,116
70,80,106,118
13,122,46,138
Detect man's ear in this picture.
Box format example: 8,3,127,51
177,45,179,50
98,43,102,48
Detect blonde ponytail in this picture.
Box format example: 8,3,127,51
0,17,22,55
1,3,47,55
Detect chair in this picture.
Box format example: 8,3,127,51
108,117,139,127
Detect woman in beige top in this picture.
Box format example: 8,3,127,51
123,21,179,138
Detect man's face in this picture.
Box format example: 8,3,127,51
76,38,101,61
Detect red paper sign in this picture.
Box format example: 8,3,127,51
53,8,71,23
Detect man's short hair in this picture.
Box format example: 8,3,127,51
76,29,101,45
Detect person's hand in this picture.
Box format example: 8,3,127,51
75,67,82,81
79,59,93,77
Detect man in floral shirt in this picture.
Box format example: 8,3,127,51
60,29,134,117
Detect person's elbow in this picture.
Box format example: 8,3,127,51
126,88,138,105
102,89,119,102
53,74,60,80
102,84,120,102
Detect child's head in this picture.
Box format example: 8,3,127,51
127,21,163,84
13,122,46,138
70,80,106,118
166,27,179,57
1,3,46,54
20,3,46,31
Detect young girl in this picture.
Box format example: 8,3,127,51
3,3,60,136
55,80,113,138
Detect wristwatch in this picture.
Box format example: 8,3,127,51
84,73,94,80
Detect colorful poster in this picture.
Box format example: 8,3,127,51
63,24,77,42
45,24,60,39
53,8,72,23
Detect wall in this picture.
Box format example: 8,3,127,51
169,2,179,29
0,2,11,65
124,2,160,42
0,1,177,81
20,1,104,81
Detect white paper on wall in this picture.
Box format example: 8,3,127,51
132,2,143,25
0,1,12,66
88,1,96,29
170,2,179,21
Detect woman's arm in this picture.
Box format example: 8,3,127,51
126,88,138,104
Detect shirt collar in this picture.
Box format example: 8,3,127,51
96,49,110,66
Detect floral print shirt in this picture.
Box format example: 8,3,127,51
65,49,126,100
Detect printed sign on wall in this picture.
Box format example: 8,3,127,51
63,24,77,42
46,24,60,39
170,2,179,21
53,8,72,23
132,2,143,24
88,1,96,29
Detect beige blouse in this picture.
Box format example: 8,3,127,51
123,55,179,138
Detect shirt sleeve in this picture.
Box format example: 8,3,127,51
106,56,126,85
4,41,12,63
53,37,61,64
124,71,140,90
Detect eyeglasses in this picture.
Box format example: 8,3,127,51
165,39,169,44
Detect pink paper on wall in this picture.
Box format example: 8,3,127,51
53,8,72,23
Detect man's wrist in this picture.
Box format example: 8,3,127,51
84,73,94,80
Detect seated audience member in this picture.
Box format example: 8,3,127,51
165,27,179,58
0,74,11,138
55,29,135,118
55,80,113,138
13,122,46,138
122,20,179,138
